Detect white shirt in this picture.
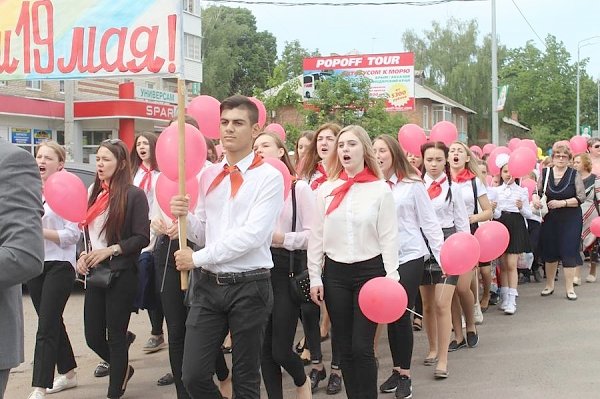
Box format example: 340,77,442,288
42,200,81,267
308,179,399,288
273,180,316,251
390,174,444,265
134,167,160,253
489,183,533,220
453,177,488,216
188,152,284,273
423,173,470,233
86,186,108,250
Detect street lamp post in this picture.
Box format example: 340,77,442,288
576,36,600,136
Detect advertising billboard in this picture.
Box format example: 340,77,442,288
302,52,415,111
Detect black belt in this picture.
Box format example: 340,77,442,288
200,268,270,285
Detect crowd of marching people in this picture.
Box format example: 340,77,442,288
5,94,597,399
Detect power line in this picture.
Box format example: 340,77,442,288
511,0,547,49
205,0,484,6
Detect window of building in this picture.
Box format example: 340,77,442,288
432,104,452,125
26,80,42,91
422,105,429,130
0,81,7,87
59,80,65,93
146,82,155,89
184,33,202,61
56,130,65,145
82,130,112,163
183,0,200,15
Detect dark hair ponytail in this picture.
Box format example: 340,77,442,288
444,160,453,203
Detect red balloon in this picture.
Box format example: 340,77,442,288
440,232,480,275
591,217,600,237
429,121,458,146
520,178,537,201
358,277,408,323
487,146,511,176
508,138,521,151
156,123,207,181
262,157,292,200
570,136,588,155
474,221,510,262
398,124,427,155
470,145,483,158
265,123,286,142
155,174,199,221
187,95,221,139
482,143,496,155
44,170,87,223
508,147,537,178
519,139,537,156
249,97,267,129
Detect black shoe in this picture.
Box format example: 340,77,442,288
221,345,232,354
119,365,134,397
533,269,543,283
127,331,136,348
466,331,479,348
448,339,467,352
395,375,412,399
94,361,109,378
326,373,342,395
157,372,174,386
518,274,530,284
309,368,326,392
488,292,499,306
380,370,401,393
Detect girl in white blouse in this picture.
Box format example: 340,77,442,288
253,132,313,399
308,125,398,399
419,141,470,380
374,135,443,398
27,142,81,399
489,154,533,315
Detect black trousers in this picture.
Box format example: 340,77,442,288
84,267,137,398
182,270,273,399
387,257,424,369
261,251,307,398
300,300,322,362
323,256,385,399
154,237,229,399
27,261,77,388
137,251,165,335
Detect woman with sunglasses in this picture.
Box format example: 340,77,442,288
77,139,150,399
533,143,585,300
587,138,600,176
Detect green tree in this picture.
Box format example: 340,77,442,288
201,6,277,99
268,40,320,87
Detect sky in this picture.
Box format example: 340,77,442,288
206,0,600,79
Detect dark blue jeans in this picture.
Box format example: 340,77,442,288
323,255,385,399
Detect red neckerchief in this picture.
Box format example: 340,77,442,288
82,182,110,227
326,168,379,215
207,154,263,198
427,176,447,199
310,163,328,191
452,169,476,183
139,164,153,193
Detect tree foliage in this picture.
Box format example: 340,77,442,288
201,6,277,99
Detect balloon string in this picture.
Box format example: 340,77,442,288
405,308,423,319
437,277,448,301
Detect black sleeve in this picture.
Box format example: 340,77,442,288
118,187,150,256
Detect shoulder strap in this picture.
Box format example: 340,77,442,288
84,226,92,252
289,181,298,276
471,177,478,215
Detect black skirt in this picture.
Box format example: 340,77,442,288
497,212,531,254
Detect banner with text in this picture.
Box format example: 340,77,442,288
0,0,182,80
302,52,415,111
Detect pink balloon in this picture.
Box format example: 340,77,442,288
470,145,483,158
398,124,427,155
474,221,509,262
508,147,537,178
215,144,223,159
508,138,521,151
482,143,496,155
358,277,408,323
519,139,537,156
44,170,87,223
487,146,511,176
262,157,292,200
155,174,199,221
249,97,267,129
570,136,588,155
440,232,480,275
429,121,458,146
520,178,537,201
485,175,493,186
187,95,221,139
265,123,286,142
591,217,600,237
156,122,207,181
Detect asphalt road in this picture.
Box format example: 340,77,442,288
6,270,600,399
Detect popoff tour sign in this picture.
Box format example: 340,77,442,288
0,0,182,80
303,52,415,111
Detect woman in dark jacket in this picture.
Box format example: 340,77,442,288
77,138,150,399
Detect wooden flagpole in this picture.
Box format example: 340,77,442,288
177,77,189,291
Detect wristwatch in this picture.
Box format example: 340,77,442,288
112,245,120,257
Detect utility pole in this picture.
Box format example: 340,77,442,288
491,0,499,145
64,80,76,162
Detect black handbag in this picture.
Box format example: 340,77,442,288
83,227,117,289
288,181,311,304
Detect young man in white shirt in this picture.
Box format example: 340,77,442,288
171,95,284,398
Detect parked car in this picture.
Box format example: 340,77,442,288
65,162,96,189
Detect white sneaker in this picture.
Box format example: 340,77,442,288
473,302,484,325
586,275,596,283
46,374,77,394
504,289,517,315
504,301,516,315
27,390,45,399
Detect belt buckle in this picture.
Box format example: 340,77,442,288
216,273,232,285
